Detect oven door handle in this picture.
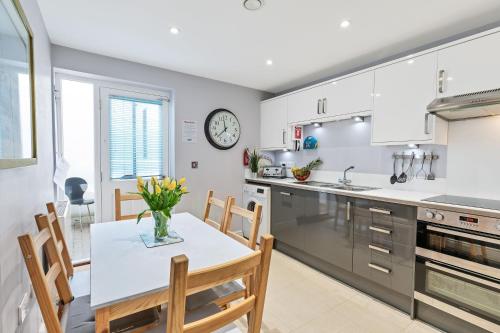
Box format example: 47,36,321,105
425,261,500,290
426,225,500,246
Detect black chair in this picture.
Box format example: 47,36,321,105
65,177,94,231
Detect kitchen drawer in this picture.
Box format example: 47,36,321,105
354,233,414,267
354,199,416,226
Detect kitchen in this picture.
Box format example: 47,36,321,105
246,25,500,333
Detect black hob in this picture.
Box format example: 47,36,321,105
423,195,500,211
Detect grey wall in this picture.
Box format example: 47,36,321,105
275,117,447,178
0,0,54,332
51,45,270,218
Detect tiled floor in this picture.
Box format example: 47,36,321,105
236,250,441,333
69,220,91,260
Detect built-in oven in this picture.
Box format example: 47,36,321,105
414,207,500,332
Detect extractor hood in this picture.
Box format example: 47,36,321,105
427,88,500,120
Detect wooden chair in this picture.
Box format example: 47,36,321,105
224,199,263,251
20,215,159,333
115,188,152,221
147,234,273,333
202,190,231,232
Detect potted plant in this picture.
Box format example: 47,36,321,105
291,158,323,181
248,148,261,178
135,176,188,241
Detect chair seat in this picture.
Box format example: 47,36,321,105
70,268,90,298
186,280,245,311
70,199,95,206
146,303,241,333
63,295,159,333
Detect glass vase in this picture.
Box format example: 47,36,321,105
152,211,169,241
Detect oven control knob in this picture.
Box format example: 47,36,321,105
434,213,444,221
426,211,435,219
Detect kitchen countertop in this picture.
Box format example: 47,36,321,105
246,177,500,219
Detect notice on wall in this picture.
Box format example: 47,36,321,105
182,120,198,143
53,156,70,190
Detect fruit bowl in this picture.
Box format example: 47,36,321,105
292,169,311,182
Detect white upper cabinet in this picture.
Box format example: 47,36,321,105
324,71,374,117
260,96,288,150
371,52,447,145
437,32,500,97
287,85,326,124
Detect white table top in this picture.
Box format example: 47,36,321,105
90,212,253,309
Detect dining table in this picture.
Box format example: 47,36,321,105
90,212,254,333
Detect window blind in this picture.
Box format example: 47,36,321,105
109,95,164,179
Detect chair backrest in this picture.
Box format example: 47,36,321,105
114,188,152,221
167,234,274,333
202,190,231,232
224,199,262,250
37,203,74,278
18,215,73,333
65,177,88,203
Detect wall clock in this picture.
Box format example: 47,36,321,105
204,109,241,150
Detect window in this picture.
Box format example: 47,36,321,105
109,95,164,179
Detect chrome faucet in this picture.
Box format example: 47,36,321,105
339,166,355,185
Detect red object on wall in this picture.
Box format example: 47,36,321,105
294,126,302,139
243,149,249,166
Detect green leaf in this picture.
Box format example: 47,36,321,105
136,209,150,224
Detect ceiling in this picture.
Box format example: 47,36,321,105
38,0,500,93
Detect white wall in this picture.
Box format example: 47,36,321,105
446,115,500,200
0,0,54,332
51,45,270,219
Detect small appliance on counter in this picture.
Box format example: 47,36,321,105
262,165,286,178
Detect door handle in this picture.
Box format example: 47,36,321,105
369,208,392,215
346,201,351,221
369,226,392,235
322,98,327,114
279,192,293,196
317,99,322,114
368,263,391,274
424,113,431,135
369,244,391,254
438,69,445,93
282,130,286,145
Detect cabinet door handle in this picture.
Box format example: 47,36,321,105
279,192,293,196
438,69,445,93
369,244,391,254
317,99,322,114
369,208,392,215
369,263,391,274
424,113,431,135
347,201,351,221
282,129,286,145
322,98,327,114
369,226,392,235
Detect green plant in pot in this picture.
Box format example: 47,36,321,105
134,176,188,240
248,148,261,177
291,158,323,181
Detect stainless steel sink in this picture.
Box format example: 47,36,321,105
293,181,377,192
292,181,333,187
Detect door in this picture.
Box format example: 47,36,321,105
303,192,353,272
371,52,437,144
260,97,288,149
323,71,374,117
271,186,306,251
287,85,326,124
437,32,500,97
100,87,169,222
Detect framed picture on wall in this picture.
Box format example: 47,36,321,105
0,0,36,169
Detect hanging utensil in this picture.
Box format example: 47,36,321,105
416,153,427,179
397,155,407,183
390,156,398,184
406,153,416,181
427,152,436,180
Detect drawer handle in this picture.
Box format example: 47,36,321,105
369,244,391,254
369,226,392,235
369,208,392,215
369,263,391,274
279,192,293,196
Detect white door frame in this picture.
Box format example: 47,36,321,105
53,69,172,223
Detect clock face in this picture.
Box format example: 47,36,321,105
204,109,241,150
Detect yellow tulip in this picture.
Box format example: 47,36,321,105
178,177,186,185
137,183,143,193
167,180,177,191
151,176,158,186
162,177,171,188
181,186,188,193
154,184,161,194
137,176,144,186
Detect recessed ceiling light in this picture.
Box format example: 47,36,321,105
243,0,263,10
340,20,351,29
170,26,180,35
352,116,365,122
407,59,415,64
266,59,273,66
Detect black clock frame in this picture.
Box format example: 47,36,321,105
204,108,240,150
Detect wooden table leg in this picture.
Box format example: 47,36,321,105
95,307,110,333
